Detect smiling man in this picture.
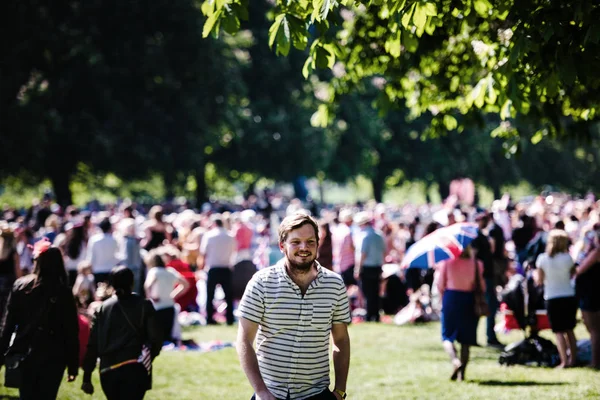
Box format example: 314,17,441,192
237,213,351,400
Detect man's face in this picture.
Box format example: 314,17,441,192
280,224,318,272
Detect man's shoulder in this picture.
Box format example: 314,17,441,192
254,265,280,280
318,266,345,285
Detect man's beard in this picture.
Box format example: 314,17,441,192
287,255,316,272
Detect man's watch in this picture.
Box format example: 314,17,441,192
334,389,347,399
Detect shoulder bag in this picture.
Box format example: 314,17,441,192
116,301,152,376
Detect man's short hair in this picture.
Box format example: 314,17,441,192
278,213,319,245
210,213,224,227
99,217,112,233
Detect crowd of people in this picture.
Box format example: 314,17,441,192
0,189,599,397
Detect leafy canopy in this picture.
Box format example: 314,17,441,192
200,0,600,142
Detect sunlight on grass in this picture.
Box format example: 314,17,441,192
1,320,595,399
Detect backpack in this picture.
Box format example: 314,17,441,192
498,335,560,367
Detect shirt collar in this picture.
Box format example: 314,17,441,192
277,259,324,289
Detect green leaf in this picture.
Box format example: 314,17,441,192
315,46,331,69
500,99,512,119
302,56,314,79
222,12,240,34
412,4,428,35
401,3,416,29
473,0,492,17
269,14,291,56
443,115,458,130
530,130,544,144
202,9,222,38
486,75,497,104
288,16,309,50
313,0,334,21
422,3,437,16
200,1,214,16
450,76,460,92
268,14,284,48
403,33,418,53
310,104,329,127
385,29,402,58
390,0,407,14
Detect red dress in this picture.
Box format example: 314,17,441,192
167,259,198,311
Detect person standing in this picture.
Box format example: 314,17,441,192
317,221,333,270
332,209,356,287
237,213,351,400
82,266,163,399
0,243,79,399
144,251,190,343
437,246,485,382
0,224,21,324
535,229,578,368
354,211,385,322
198,214,237,325
471,212,502,347
575,229,600,369
87,218,119,284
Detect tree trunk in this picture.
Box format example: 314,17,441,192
437,180,450,201
50,171,73,208
195,167,207,207
372,175,384,203
491,183,501,201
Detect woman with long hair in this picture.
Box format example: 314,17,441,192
0,224,21,323
437,245,485,381
141,206,172,251
0,241,79,399
575,229,600,369
535,229,577,368
82,266,162,399
60,223,87,286
317,221,333,270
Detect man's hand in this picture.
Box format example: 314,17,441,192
255,390,277,400
333,391,343,400
81,382,94,395
66,375,77,382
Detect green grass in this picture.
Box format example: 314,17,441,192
0,322,598,399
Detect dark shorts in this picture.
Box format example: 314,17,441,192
546,296,577,333
341,267,357,286
580,295,600,313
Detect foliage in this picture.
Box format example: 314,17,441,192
201,0,600,142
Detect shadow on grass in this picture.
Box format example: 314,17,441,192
0,396,20,399
475,380,569,387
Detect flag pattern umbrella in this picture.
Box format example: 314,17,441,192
401,222,479,269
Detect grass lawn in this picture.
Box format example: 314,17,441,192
0,320,598,399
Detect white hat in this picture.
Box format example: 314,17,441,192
338,209,353,223
353,211,372,226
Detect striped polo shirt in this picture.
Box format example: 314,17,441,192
238,260,351,400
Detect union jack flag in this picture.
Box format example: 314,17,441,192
401,223,478,269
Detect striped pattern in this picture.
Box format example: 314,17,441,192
333,225,355,272
238,260,351,400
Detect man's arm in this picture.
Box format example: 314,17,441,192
236,318,276,400
354,253,366,279
331,323,350,399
